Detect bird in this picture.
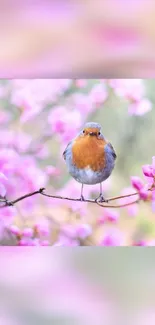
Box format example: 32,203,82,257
63,122,116,202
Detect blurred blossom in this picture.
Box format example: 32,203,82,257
9,225,21,236
109,79,152,118
21,227,34,238
45,165,61,177
100,229,124,246
11,79,72,122
133,240,147,246
48,106,82,142
34,220,50,237
75,79,88,88
54,235,80,247
75,224,92,239
128,99,152,116
110,79,145,101
74,93,94,116
89,82,108,107
0,1,155,76
98,209,119,225
104,209,119,223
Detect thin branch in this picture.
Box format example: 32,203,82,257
106,192,138,202
40,191,140,208
96,198,140,208
0,187,141,210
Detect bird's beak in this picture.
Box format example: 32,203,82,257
89,132,96,136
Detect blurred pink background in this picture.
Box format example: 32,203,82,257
0,79,155,246
0,249,155,325
0,0,155,77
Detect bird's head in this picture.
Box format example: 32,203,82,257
82,122,102,138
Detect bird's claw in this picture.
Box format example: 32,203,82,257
95,195,108,203
80,195,85,201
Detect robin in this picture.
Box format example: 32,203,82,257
63,122,116,202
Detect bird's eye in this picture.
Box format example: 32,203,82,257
98,132,101,136
83,130,85,134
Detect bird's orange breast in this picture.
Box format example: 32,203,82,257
72,136,107,171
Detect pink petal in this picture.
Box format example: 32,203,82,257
131,176,144,191
142,165,153,178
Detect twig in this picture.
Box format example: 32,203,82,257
0,187,141,209
105,192,138,202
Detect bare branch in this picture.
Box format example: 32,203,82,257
0,187,142,210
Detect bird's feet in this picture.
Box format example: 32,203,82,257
95,194,108,203
80,195,85,201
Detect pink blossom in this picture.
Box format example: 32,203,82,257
14,132,32,152
61,224,77,238
9,225,21,236
40,240,50,246
142,157,155,179
75,79,87,88
34,221,50,237
11,79,72,122
89,82,108,106
139,188,149,201
73,93,94,116
22,228,34,238
104,209,119,223
100,229,123,246
0,207,16,222
18,238,32,246
53,236,80,246
18,238,42,246
133,240,146,246
128,98,152,116
53,232,80,247
110,79,145,102
131,176,144,191
97,215,106,225
142,165,154,178
98,209,119,225
45,166,61,177
48,106,82,142
75,224,92,239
